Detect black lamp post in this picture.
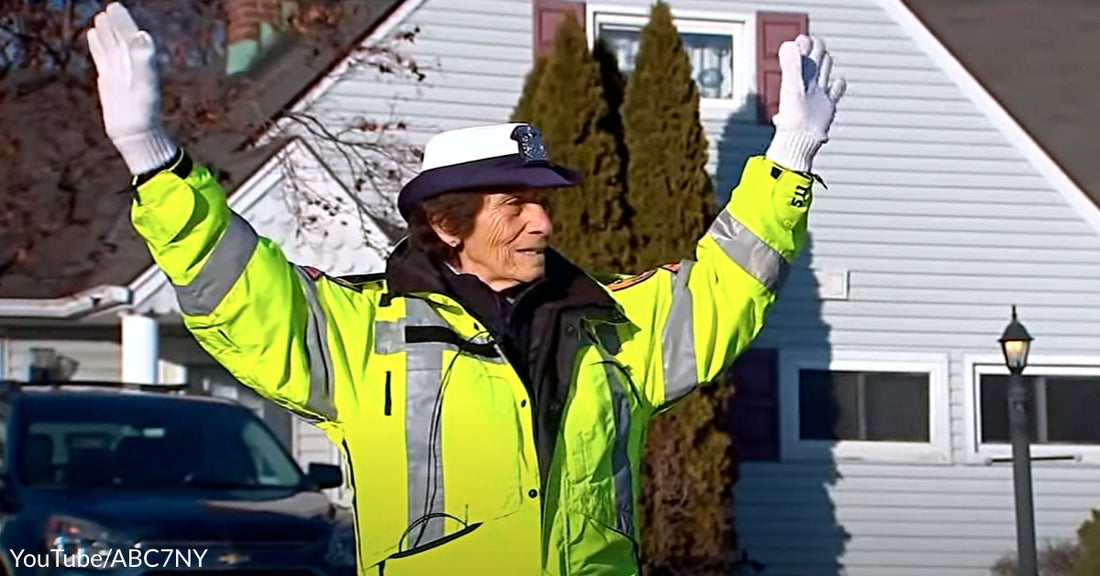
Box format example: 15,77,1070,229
999,305,1036,576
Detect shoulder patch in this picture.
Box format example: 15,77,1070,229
607,269,658,291
298,265,326,281
604,262,682,292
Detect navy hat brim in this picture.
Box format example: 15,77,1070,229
398,154,582,221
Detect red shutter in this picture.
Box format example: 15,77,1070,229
756,12,808,124
533,0,586,58
726,348,780,461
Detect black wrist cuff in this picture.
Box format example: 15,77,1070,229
130,148,191,188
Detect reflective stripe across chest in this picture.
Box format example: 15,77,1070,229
373,298,509,551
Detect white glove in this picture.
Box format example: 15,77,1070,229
765,34,847,173
86,2,177,175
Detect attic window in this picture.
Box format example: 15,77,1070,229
589,9,750,103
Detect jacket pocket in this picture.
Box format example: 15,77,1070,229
378,522,484,576
565,508,641,576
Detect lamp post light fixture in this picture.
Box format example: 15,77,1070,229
999,305,1037,576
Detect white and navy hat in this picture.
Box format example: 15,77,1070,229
397,123,582,221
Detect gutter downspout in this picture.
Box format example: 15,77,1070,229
0,285,132,319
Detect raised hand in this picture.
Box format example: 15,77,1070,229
86,2,176,175
765,34,847,173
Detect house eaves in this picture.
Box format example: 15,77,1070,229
0,285,131,320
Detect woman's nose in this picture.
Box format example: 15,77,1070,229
525,203,553,235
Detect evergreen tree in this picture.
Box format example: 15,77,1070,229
621,4,736,576
593,37,632,238
527,13,632,273
621,1,715,269
511,54,547,124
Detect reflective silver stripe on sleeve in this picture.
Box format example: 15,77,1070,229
661,260,698,404
176,213,259,316
708,210,789,293
292,265,337,422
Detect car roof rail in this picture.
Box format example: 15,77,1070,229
0,380,193,394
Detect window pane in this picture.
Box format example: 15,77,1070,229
595,23,735,99
799,369,842,441
597,25,641,75
980,374,1043,443
1043,377,1100,444
679,32,734,99
799,369,930,442
864,372,930,441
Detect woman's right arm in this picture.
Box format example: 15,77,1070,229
130,150,367,426
88,3,367,425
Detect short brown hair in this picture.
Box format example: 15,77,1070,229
407,191,485,262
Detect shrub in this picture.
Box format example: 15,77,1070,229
1073,509,1100,576
990,540,1080,576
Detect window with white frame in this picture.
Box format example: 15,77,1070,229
799,369,930,443
971,363,1100,448
781,352,950,462
588,7,750,103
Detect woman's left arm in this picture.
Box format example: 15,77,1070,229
619,34,846,412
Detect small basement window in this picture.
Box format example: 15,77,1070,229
799,369,930,443
781,352,950,463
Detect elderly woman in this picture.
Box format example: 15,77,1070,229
87,3,845,575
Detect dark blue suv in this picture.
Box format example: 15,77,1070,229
0,381,357,576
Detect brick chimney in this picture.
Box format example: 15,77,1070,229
225,0,292,75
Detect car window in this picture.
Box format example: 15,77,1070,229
15,398,307,490
241,420,304,487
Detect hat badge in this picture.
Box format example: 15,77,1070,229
510,124,549,164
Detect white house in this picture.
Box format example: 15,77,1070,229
4,0,1100,574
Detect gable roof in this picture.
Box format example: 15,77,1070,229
0,0,403,301
900,0,1100,207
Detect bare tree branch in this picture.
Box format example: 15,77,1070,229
0,0,426,296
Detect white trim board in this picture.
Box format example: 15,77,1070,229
876,0,1100,239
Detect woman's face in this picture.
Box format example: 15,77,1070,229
436,188,553,291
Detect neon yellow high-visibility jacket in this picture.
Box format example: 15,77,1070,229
130,150,813,576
